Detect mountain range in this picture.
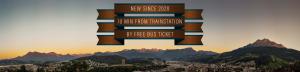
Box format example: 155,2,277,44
209,39,300,68
90,39,300,68
94,47,218,61
0,52,91,65
1,38,300,68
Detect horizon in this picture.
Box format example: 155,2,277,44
1,38,295,60
1,0,300,60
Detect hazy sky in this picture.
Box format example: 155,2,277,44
0,0,300,59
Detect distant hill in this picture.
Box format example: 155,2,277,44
118,48,162,59
14,52,77,62
94,47,218,61
210,39,300,68
0,59,27,65
0,52,91,65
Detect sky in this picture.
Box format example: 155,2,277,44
0,0,300,59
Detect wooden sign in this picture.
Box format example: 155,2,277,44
115,17,184,27
97,9,203,19
97,3,204,45
115,4,184,14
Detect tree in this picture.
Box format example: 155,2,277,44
17,65,28,72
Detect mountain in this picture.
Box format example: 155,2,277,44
0,59,27,65
0,48,217,65
159,48,197,60
117,48,162,59
94,47,218,61
0,52,91,65
244,39,286,48
159,48,217,61
211,39,300,68
14,52,75,62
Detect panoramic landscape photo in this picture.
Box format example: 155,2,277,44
1,39,300,72
1,0,300,72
